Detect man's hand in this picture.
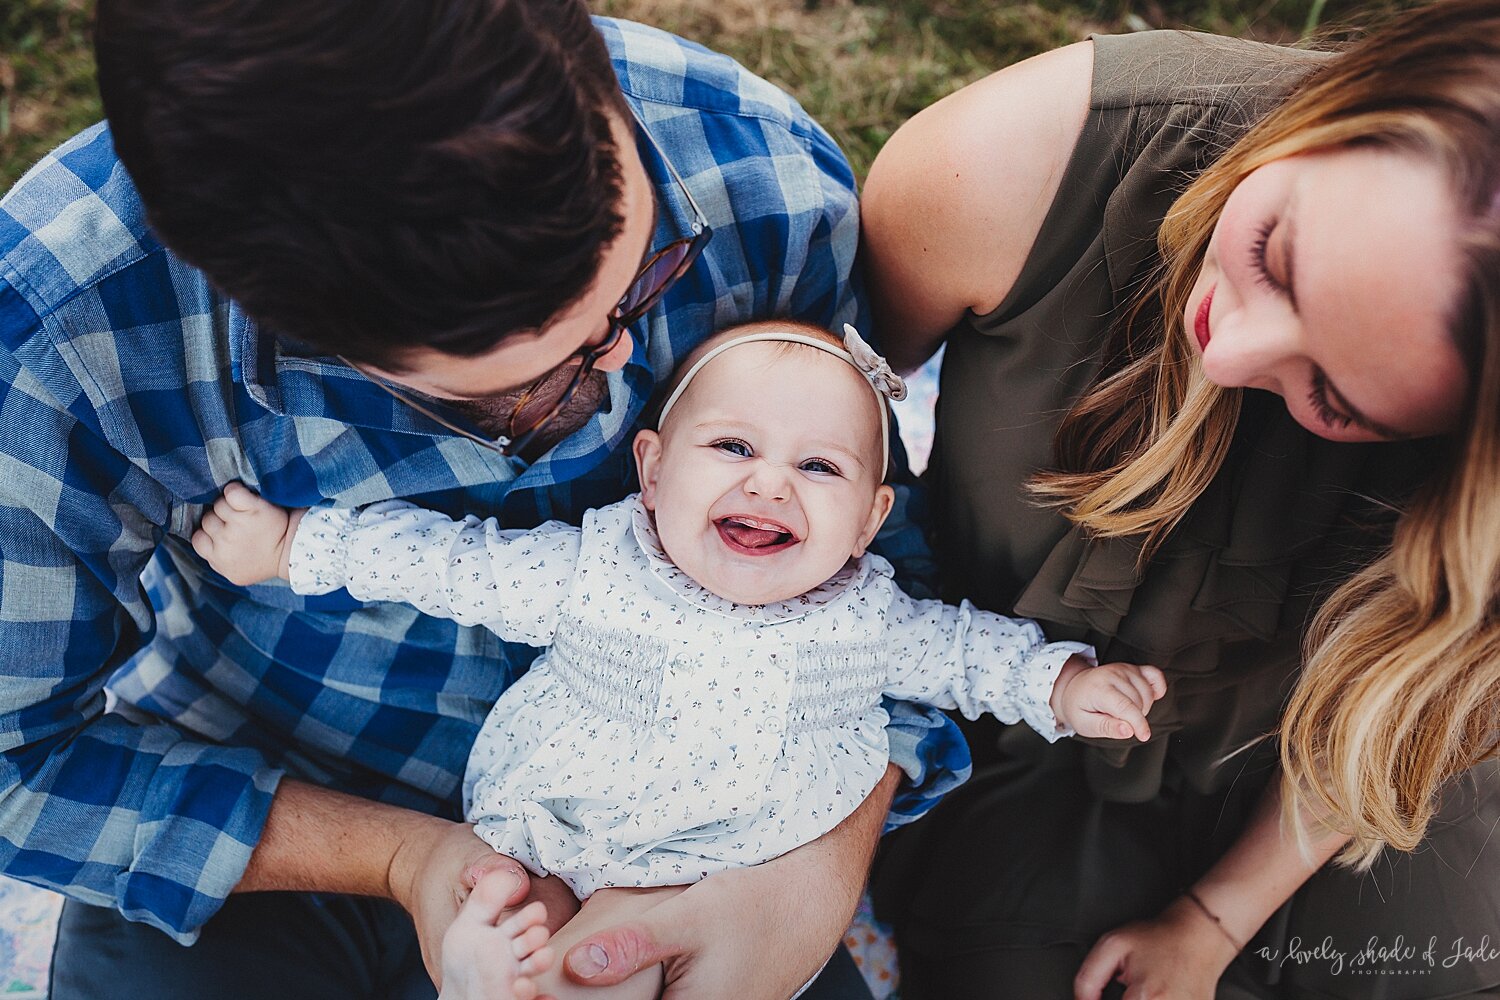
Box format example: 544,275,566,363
388,819,555,989
191,481,305,585
558,764,901,998
1050,656,1166,741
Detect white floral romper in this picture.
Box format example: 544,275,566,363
289,495,1089,897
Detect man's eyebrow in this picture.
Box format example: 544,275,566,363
1323,374,1404,439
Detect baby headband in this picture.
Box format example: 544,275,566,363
656,324,908,478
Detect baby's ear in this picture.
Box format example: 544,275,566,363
852,484,896,557
633,429,663,511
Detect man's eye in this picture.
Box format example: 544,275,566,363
713,439,751,457
800,458,840,476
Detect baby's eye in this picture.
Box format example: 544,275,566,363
800,458,841,476
713,439,752,457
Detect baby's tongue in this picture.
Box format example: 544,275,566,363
720,518,785,548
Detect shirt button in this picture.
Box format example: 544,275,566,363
765,717,783,734
672,654,694,673
658,717,676,735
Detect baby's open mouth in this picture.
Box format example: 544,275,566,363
715,515,799,554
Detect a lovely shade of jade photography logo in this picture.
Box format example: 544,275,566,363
1256,936,1500,977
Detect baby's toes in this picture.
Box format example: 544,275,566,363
512,922,551,961
519,945,554,978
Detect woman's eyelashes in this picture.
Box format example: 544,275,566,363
1307,369,1354,430
1248,219,1285,294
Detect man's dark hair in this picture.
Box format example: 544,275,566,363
95,0,627,365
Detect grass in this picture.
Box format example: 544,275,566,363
2,0,1407,191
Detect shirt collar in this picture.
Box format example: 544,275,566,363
626,494,863,624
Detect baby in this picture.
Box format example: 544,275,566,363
193,320,1165,1000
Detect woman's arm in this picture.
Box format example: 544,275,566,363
861,41,1094,373
1074,773,1349,1000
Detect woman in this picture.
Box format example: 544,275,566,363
864,1,1500,997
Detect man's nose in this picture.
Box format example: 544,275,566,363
594,323,635,374
743,460,791,502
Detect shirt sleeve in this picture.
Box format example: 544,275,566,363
288,501,581,647
0,294,281,943
882,584,1096,743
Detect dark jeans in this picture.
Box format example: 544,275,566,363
50,893,874,999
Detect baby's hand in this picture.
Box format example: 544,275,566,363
191,482,305,586
1049,656,1167,741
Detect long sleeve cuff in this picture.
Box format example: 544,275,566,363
1017,642,1094,743
286,506,355,595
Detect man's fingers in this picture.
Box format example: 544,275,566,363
463,856,530,905
564,901,695,986
1074,933,1127,1000
454,871,530,928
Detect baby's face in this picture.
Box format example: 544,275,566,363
633,340,895,606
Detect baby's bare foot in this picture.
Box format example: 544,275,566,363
440,874,556,1000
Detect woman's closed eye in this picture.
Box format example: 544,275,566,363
1248,219,1285,294
1308,369,1354,430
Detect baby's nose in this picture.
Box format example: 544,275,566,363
743,461,791,501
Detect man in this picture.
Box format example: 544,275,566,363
0,0,965,996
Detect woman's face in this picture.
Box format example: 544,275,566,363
1185,145,1469,442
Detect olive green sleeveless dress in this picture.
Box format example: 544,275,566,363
871,30,1500,1000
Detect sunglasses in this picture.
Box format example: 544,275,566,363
345,107,712,459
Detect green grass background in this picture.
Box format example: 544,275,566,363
2,0,1406,192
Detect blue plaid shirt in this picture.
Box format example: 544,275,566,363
0,18,967,942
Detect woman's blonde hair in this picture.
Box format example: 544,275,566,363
1032,0,1500,867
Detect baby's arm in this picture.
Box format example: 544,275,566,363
193,482,581,646
883,585,1164,742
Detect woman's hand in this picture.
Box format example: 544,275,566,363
557,764,901,997
1073,896,1241,1000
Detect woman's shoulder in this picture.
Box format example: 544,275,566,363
862,42,1096,368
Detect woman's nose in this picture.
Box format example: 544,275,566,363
1202,309,1301,391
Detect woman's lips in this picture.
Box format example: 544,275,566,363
1195,285,1215,351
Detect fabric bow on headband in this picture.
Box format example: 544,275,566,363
841,323,908,402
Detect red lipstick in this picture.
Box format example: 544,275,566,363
1194,285,1215,351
